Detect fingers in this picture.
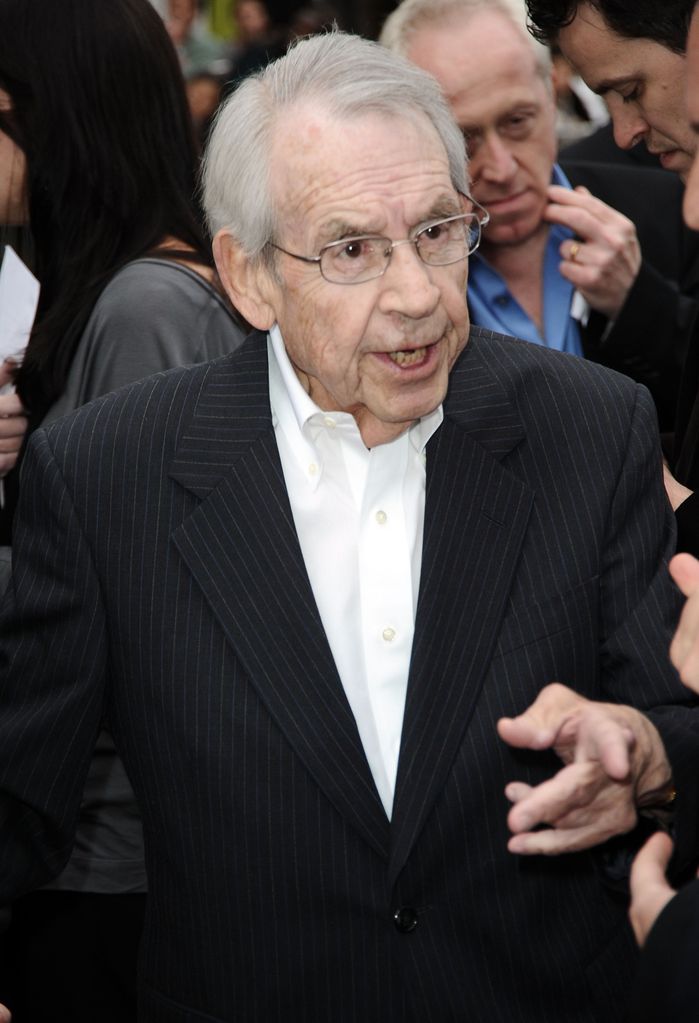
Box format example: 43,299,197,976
499,684,670,856
0,359,18,390
630,831,674,892
669,555,699,692
545,184,635,239
670,553,699,599
505,761,636,854
0,387,28,476
0,393,24,419
497,682,581,751
573,708,634,782
545,184,641,319
506,760,633,832
497,683,634,780
629,832,676,946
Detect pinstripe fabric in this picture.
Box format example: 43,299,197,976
0,327,696,1022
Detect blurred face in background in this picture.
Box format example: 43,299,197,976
166,0,196,46
406,9,557,251
0,89,27,226
237,0,270,41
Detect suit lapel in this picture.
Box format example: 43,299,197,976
170,333,389,859
389,331,533,885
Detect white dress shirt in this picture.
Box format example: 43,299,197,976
268,325,442,818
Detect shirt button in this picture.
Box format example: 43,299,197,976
324,416,336,429
375,510,387,525
393,907,418,933
382,627,396,642
495,295,509,307
308,463,318,476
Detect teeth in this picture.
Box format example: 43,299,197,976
389,348,426,366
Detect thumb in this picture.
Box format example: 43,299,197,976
497,682,581,750
0,361,16,390
630,831,674,898
670,553,699,598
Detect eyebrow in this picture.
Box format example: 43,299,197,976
315,194,463,248
315,219,370,247
588,75,639,97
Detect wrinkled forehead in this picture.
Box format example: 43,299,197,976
268,101,455,210
270,99,447,162
265,104,464,254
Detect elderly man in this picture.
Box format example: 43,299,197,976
0,30,697,1023
380,0,699,436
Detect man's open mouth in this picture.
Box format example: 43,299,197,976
388,347,427,366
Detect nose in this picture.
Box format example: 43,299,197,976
610,103,649,151
378,240,442,319
475,134,517,185
683,154,699,229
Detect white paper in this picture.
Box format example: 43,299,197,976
570,288,591,328
0,246,39,507
0,244,40,366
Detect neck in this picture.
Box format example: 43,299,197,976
480,227,549,333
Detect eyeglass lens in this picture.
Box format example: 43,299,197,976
319,214,482,284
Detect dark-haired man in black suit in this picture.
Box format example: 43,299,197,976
525,0,699,556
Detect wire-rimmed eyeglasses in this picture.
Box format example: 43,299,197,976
268,196,490,286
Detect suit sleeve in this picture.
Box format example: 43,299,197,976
0,428,107,901
627,879,699,1023
594,383,699,875
586,260,696,431
675,492,699,557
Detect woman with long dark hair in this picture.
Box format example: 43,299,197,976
0,0,245,1017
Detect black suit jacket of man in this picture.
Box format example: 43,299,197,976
626,878,699,1023
1,328,698,1023
561,124,663,170
559,159,699,434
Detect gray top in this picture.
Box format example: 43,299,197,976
45,258,244,424
43,257,245,893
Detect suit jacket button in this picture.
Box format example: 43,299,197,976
393,907,418,933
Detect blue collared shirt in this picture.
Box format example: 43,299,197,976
468,164,584,357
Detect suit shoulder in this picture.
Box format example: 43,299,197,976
561,158,683,197
41,340,252,458
450,328,657,467
459,327,644,412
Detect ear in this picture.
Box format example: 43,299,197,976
213,229,277,330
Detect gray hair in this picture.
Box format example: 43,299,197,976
202,30,468,259
379,0,552,82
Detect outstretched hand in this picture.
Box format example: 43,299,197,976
497,683,672,855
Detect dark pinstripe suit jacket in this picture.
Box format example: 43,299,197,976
1,327,698,1023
